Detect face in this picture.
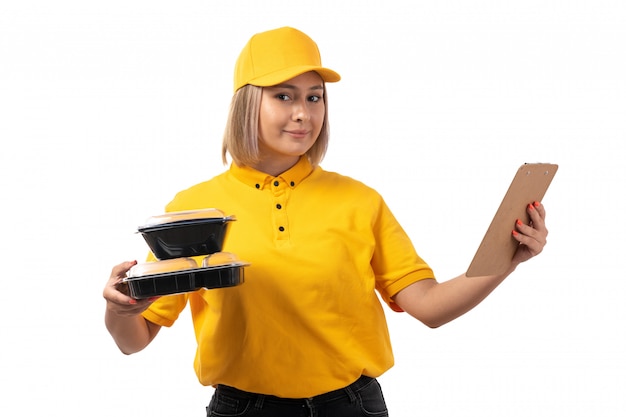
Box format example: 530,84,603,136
255,71,325,175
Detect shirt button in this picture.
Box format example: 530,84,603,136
276,204,282,209
273,181,279,186
255,184,260,189
290,181,295,186
278,226,285,232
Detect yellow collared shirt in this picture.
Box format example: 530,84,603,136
142,157,434,397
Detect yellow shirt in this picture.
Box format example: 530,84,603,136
142,157,435,398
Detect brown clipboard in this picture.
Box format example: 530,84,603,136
466,163,558,277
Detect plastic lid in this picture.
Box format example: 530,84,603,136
128,257,198,277
201,252,243,267
139,208,234,228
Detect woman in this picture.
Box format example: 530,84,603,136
103,27,548,416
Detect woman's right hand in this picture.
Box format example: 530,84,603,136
103,260,162,354
103,260,156,317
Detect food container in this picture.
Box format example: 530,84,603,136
137,208,236,260
123,252,248,299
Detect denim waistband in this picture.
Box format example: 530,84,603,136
216,375,375,405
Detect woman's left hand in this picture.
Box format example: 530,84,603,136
511,201,548,266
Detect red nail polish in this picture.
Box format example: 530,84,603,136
516,219,523,226
528,203,535,210
512,230,519,236
533,201,540,207
129,298,137,305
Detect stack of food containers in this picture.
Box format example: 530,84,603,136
122,208,248,299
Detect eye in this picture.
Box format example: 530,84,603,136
308,95,322,103
276,93,290,101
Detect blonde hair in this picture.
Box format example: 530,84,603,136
221,84,330,167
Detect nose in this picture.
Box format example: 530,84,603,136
292,99,310,122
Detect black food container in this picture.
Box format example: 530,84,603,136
123,253,248,298
137,208,236,260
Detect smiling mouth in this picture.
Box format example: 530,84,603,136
285,130,309,138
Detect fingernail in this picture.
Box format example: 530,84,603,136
528,203,535,210
512,230,519,236
129,298,137,305
516,219,523,226
148,296,160,302
533,201,540,207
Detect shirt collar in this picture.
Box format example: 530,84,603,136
229,157,315,190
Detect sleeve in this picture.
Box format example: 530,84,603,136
142,293,189,327
371,198,436,312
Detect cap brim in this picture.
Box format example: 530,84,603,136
247,66,341,88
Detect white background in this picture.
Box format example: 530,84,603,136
1,1,624,416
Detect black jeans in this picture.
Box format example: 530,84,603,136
206,375,389,417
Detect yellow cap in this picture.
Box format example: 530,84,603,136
233,27,341,92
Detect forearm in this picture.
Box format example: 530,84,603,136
427,271,511,327
104,307,156,354
394,266,515,328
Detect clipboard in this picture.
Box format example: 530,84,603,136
466,163,558,277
